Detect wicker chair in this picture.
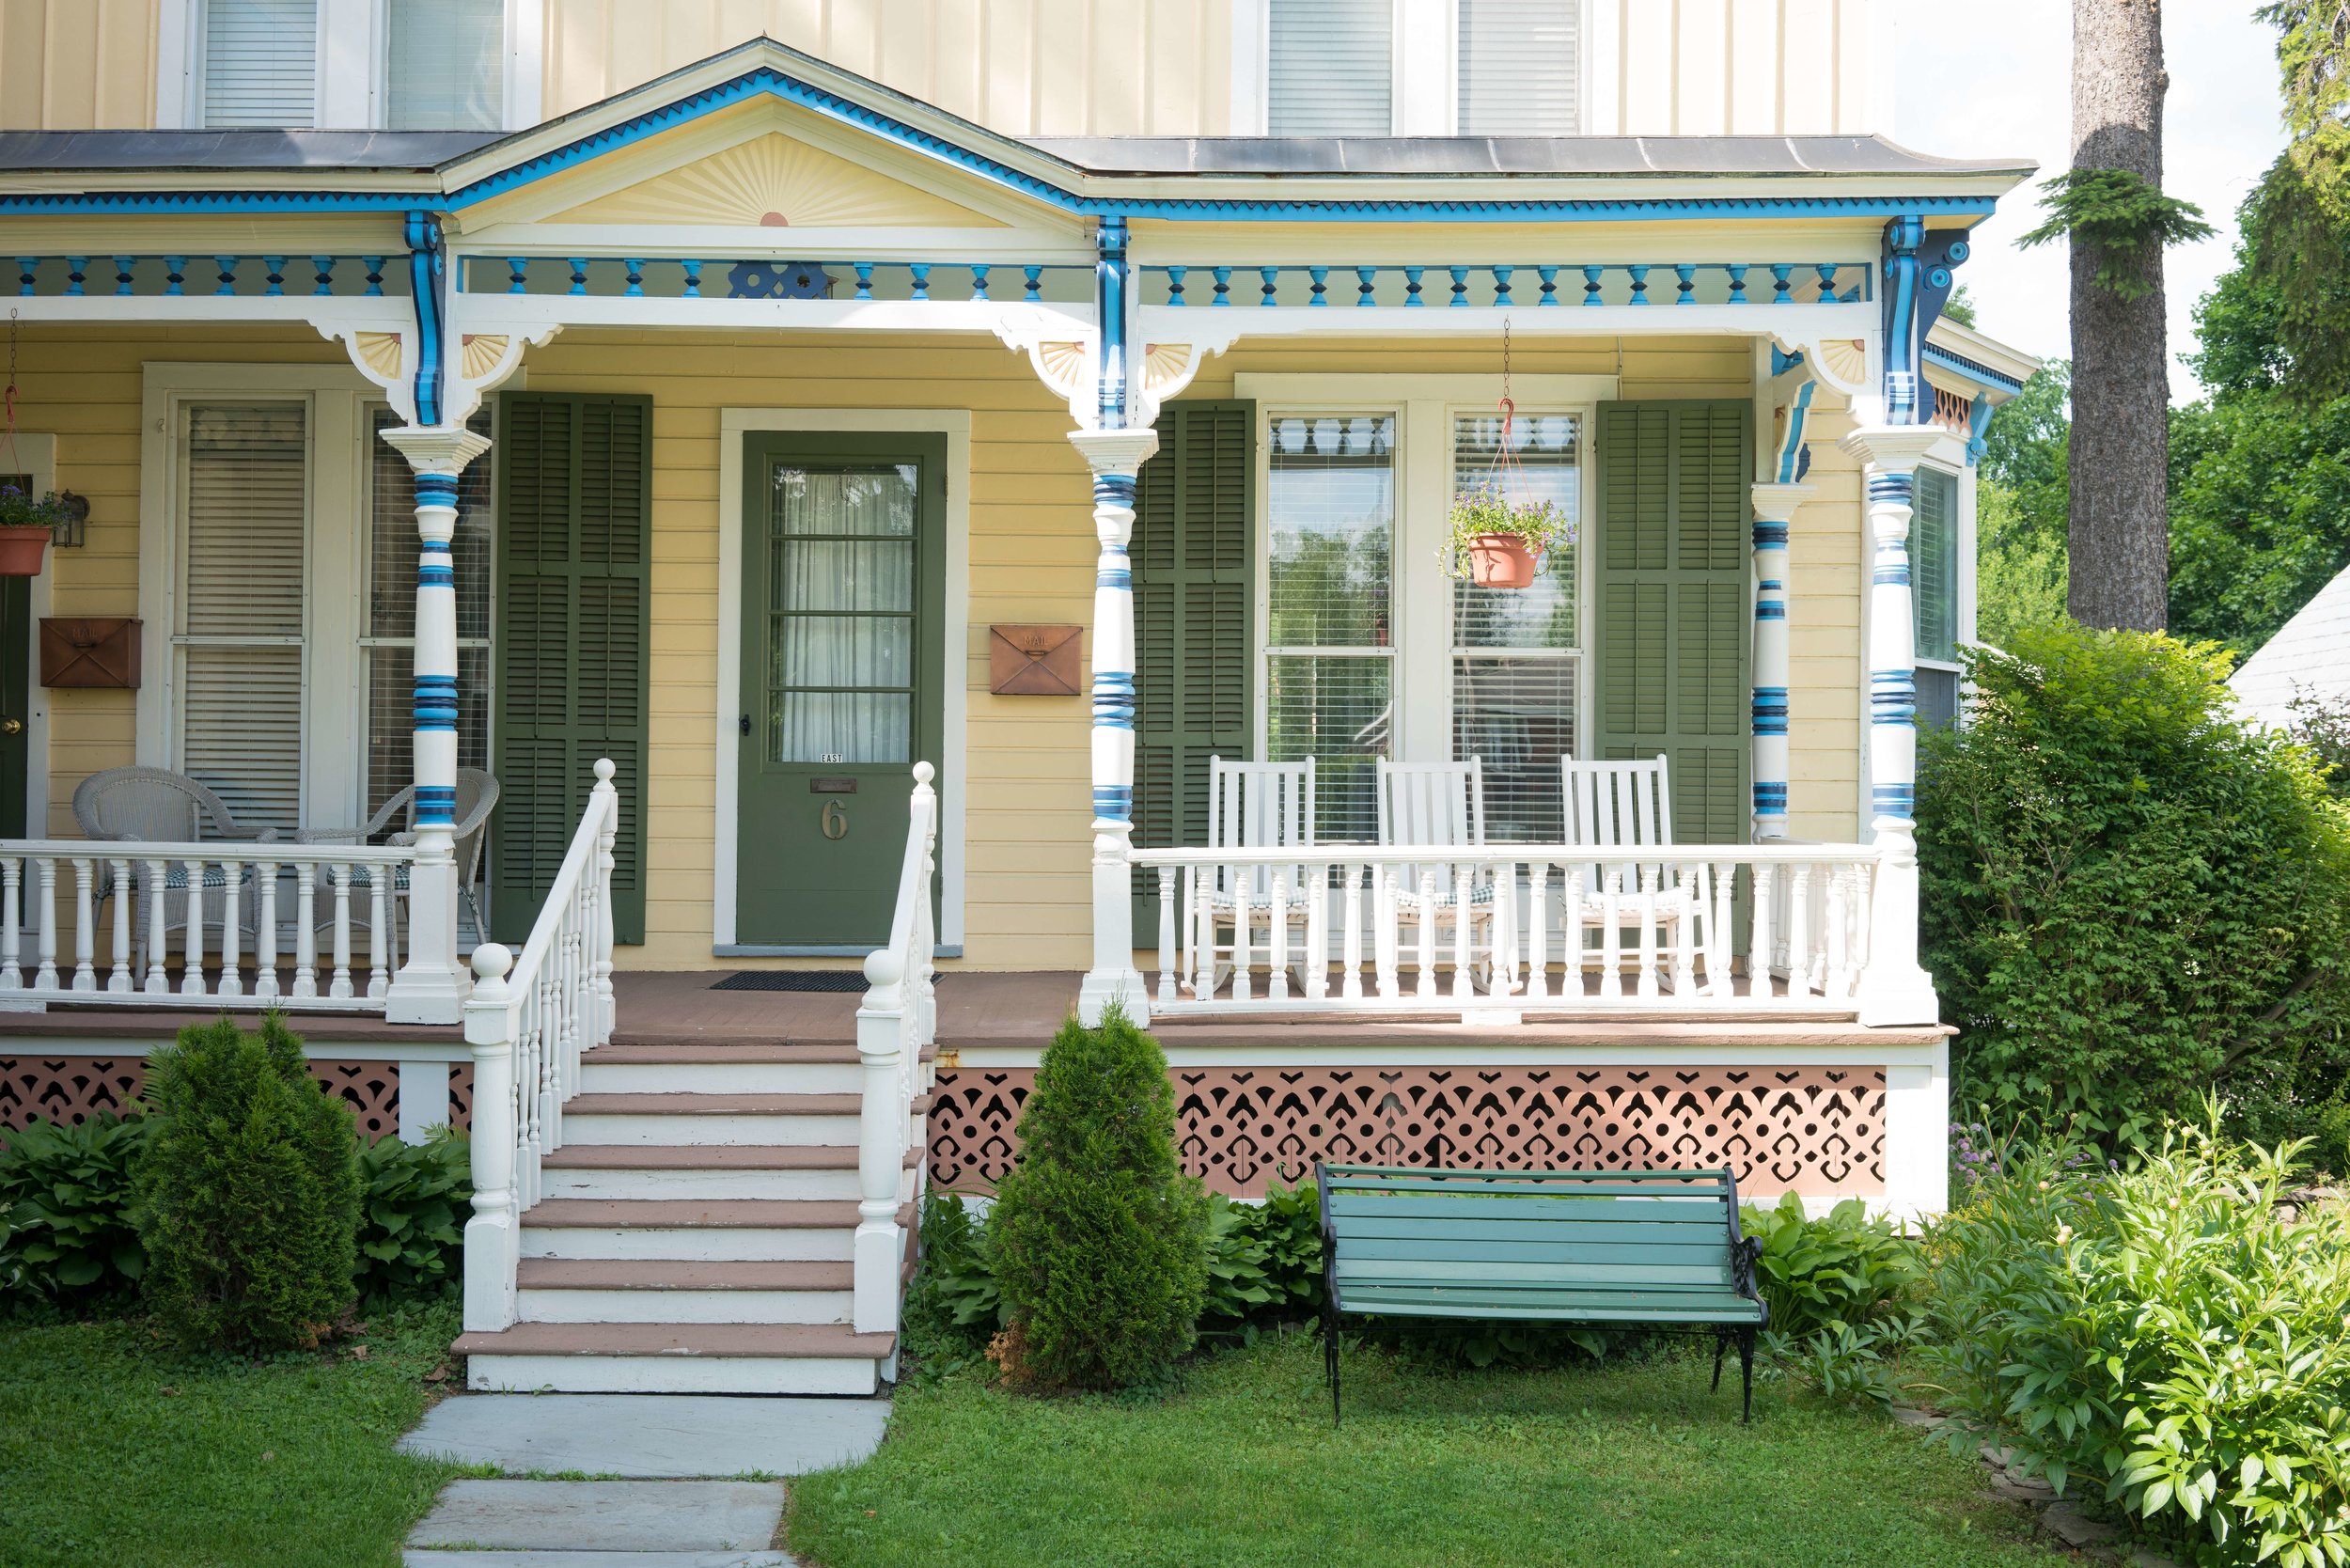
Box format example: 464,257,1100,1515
70,766,282,968
295,769,500,960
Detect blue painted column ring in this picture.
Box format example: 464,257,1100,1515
1748,483,1810,839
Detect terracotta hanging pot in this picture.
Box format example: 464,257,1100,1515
0,525,50,577
1463,532,1540,589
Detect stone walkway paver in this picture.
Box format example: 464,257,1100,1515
400,1393,889,1478
400,1393,890,1566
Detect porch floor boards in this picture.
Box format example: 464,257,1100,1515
0,969,1951,1048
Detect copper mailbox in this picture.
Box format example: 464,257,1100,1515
988,624,1082,697
39,618,142,689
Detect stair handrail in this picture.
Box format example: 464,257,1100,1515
460,759,620,1333
854,761,939,1338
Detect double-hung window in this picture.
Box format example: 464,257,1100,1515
384,0,507,130
1451,412,1581,839
1261,0,1583,134
186,0,510,130
199,0,320,129
1911,464,1962,729
1264,416,1396,842
174,402,310,830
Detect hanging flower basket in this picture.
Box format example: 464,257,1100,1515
1445,482,1567,590
0,485,69,578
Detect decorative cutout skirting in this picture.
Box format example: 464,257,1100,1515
930,1065,1886,1199
1,1056,474,1142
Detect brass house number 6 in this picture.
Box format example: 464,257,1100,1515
821,799,849,839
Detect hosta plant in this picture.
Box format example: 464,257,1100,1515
1919,1105,2350,1567
1738,1191,1925,1341
0,1113,150,1306
352,1128,469,1304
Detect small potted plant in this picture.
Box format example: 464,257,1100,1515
1445,482,1568,590
0,484,68,576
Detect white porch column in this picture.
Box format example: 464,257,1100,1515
1069,426,1161,1027
1748,482,1810,841
381,425,494,1025
1841,425,1943,1027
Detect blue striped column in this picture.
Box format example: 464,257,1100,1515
379,425,492,1023
1069,427,1163,1026
1840,425,1943,1027
1748,484,1810,840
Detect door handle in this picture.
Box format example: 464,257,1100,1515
740,713,751,738
0,718,22,736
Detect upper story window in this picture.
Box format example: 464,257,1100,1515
1457,0,1580,135
386,0,507,131
1268,0,1394,137
183,0,516,131
200,0,319,129
1259,0,1583,136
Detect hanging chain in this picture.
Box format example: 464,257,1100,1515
1483,313,1525,498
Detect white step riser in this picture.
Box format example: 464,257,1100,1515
515,1288,852,1325
541,1166,916,1203
522,1226,853,1262
467,1355,881,1396
560,1112,859,1147
578,1061,863,1095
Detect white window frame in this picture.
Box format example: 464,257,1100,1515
1234,0,1589,135
158,0,540,132
1237,374,1615,772
1911,458,1965,686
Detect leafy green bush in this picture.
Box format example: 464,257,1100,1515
1738,1193,1925,1341
898,1186,1001,1376
1919,1107,2350,1566
1918,624,2350,1146
988,1007,1209,1390
1200,1180,1323,1330
133,1015,364,1350
0,1114,150,1308
353,1128,468,1304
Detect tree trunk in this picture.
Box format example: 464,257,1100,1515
2067,0,2171,632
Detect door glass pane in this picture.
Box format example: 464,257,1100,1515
768,463,917,764
1451,412,1580,651
1267,654,1388,843
1453,658,1576,841
1268,415,1393,650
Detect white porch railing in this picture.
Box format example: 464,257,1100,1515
0,839,416,1011
853,762,941,1339
460,760,619,1333
1132,840,1882,1022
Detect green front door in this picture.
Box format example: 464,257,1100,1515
737,432,946,948
0,577,26,836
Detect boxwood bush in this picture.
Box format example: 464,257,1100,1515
133,1014,364,1350
987,1006,1208,1390
1918,624,2350,1147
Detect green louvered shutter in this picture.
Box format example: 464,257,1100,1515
1590,400,1751,845
493,392,650,946
1130,400,1255,939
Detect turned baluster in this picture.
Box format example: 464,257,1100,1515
71,858,96,991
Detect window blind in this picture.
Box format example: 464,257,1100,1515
201,0,319,129
1912,465,1958,664
1458,0,1581,134
386,0,506,131
180,402,307,831
1269,0,1394,135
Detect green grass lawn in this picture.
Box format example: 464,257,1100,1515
789,1333,2063,1568
0,1301,477,1568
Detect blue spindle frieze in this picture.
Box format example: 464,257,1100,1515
854,263,875,300
682,259,703,298
213,257,236,296
1448,266,1469,306
1582,265,1604,305
1025,265,1044,302
363,257,384,294
1356,265,1377,305
1492,265,1513,306
508,257,528,293
623,259,645,296
1727,263,1749,303
1770,263,1794,303
1626,265,1650,305
1816,262,1840,303
969,264,990,301
908,263,930,301
1537,265,1559,305
1166,265,1186,305
1308,265,1328,306
113,257,133,296
263,257,285,296
13,259,32,296
1212,265,1232,305
313,256,335,295
1673,263,1696,304
566,258,587,294
63,258,86,296
1260,266,1279,306
1404,266,1424,306
166,257,187,295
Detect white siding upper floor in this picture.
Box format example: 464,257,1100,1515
0,0,1891,139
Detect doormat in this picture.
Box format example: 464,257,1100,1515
710,971,867,993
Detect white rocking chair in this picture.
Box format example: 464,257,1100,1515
1374,758,1501,995
1188,755,1317,999
1559,754,1715,995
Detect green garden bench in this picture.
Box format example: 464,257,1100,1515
1314,1163,1770,1423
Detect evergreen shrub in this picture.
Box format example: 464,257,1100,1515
988,1006,1208,1390
133,1014,363,1349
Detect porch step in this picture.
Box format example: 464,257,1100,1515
539,1142,920,1201
454,1321,897,1396
580,1045,864,1096
514,1259,854,1325
517,1198,915,1262
559,1090,932,1147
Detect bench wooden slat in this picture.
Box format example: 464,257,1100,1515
1338,1289,1762,1324
1324,1164,1731,1184
1326,1182,1731,1202
1337,1258,1731,1287
1337,1221,1733,1252
1325,1193,1728,1223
